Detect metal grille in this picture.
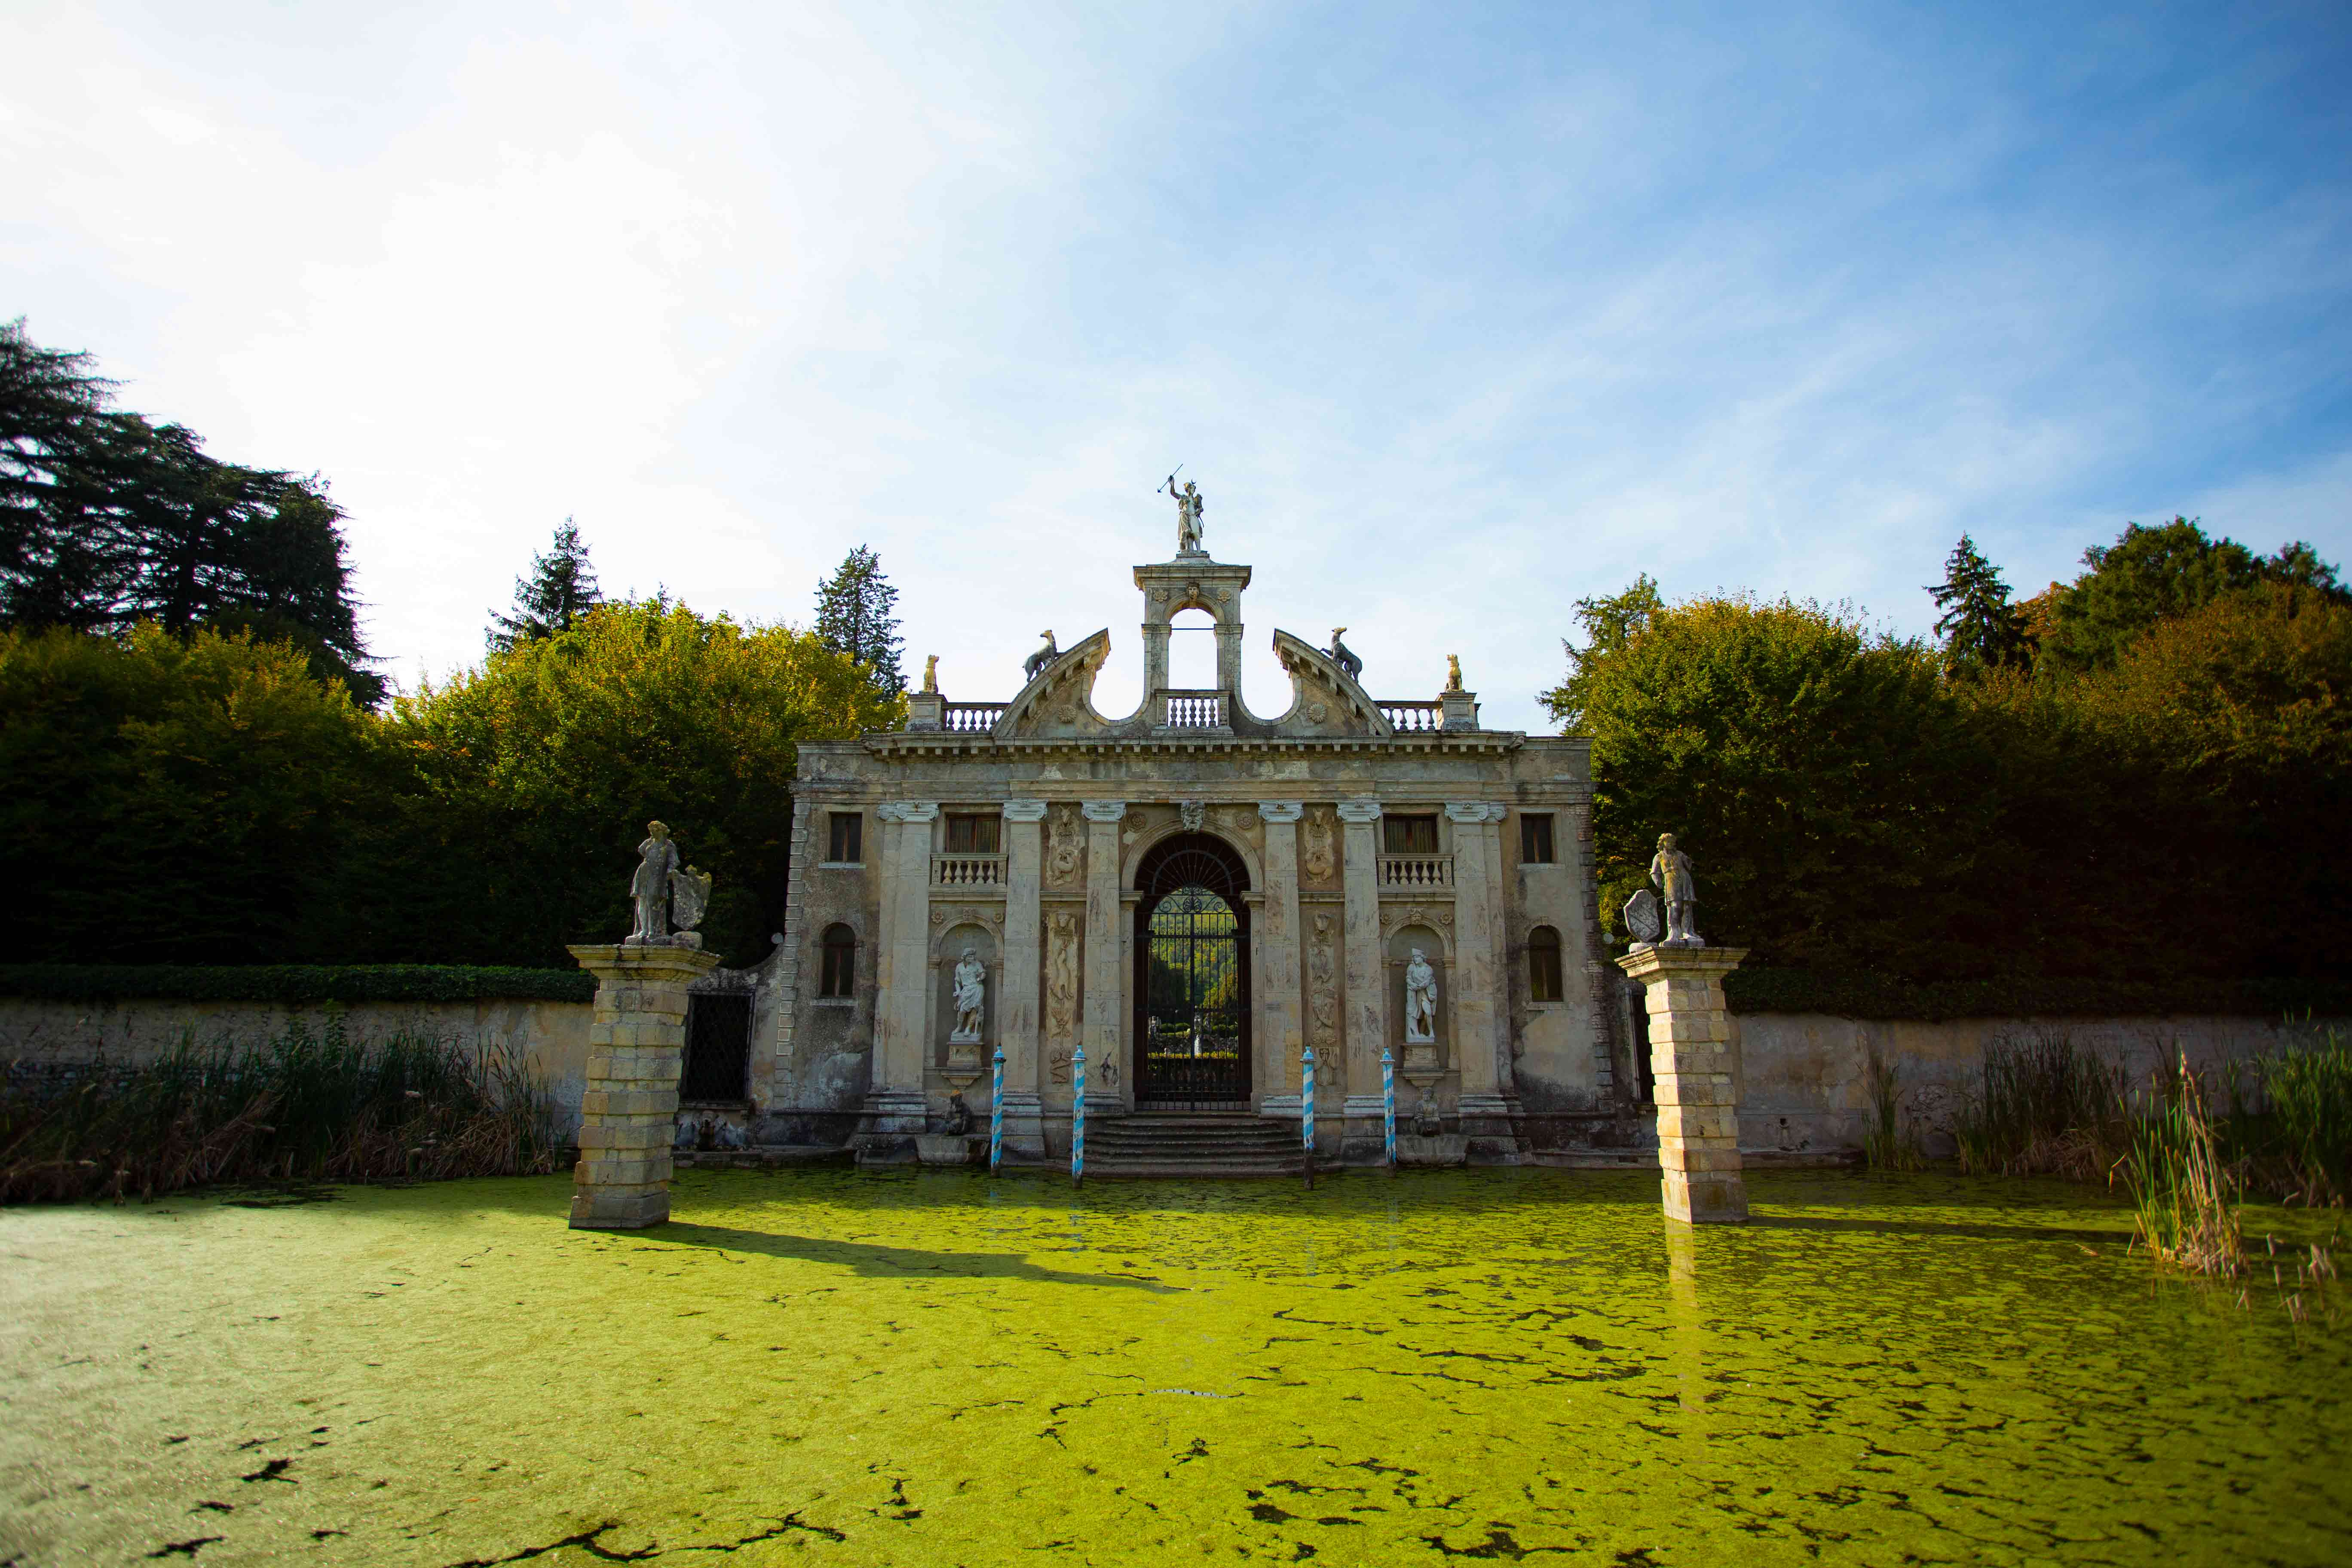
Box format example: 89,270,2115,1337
680,990,752,1102
1133,834,1251,1106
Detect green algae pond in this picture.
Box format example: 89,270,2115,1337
3,1167,2346,1566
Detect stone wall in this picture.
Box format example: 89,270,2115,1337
0,996,595,1137
1734,1011,2347,1159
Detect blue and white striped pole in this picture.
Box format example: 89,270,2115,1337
1301,1043,1317,1188
1381,1046,1396,1168
1071,1044,1087,1186
990,1047,1005,1173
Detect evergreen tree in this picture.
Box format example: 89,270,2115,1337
1926,533,2029,674
812,544,905,698
1540,574,1663,732
489,519,602,652
0,319,381,704
2041,516,2345,670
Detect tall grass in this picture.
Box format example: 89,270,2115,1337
2257,1028,2352,1204
1,1013,562,1203
1861,1044,1925,1171
2118,1054,2242,1277
1951,1030,2125,1178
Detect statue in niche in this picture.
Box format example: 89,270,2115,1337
1329,627,1363,682
1649,833,1703,947
1165,476,1205,554
1404,948,1439,1042
627,821,712,946
950,946,987,1042
1024,630,1060,681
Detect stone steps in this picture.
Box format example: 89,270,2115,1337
1082,1114,1308,1178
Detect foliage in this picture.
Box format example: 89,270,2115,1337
1926,533,2029,675
488,518,602,652
1951,1031,2125,1178
812,544,906,701
392,597,903,965
1554,592,1992,974
0,1018,562,1204
1538,573,1661,732
2039,516,2342,672
0,964,591,1004
1861,1045,1925,1171
2118,1056,2242,1277
1721,968,2352,1022
0,624,399,964
0,320,379,703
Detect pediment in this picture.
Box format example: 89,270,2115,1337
995,628,1113,740
1268,630,1392,738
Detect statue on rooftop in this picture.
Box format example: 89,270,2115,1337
1446,653,1464,692
1024,630,1060,681
950,946,987,1041
921,654,938,693
1165,475,1205,554
1329,627,1363,682
1649,833,1702,947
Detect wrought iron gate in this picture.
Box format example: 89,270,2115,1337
680,989,752,1102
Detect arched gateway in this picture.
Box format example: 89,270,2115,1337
1132,833,1252,1108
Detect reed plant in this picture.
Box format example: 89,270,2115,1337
1951,1029,2125,1178
1861,1044,1926,1171
2256,1027,2352,1204
2117,1054,2242,1277
0,1011,562,1203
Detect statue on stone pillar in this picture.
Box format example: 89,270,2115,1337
1650,833,1702,947
626,820,712,946
921,655,939,693
1164,475,1205,554
1403,948,1439,1042
950,946,987,1042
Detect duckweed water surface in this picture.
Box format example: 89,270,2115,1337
3,1167,2345,1565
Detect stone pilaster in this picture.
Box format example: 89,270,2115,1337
998,799,1048,1156
1334,799,1383,1152
1254,802,1306,1114
567,941,723,1229
1080,800,1128,1113
1448,801,1515,1155
1616,944,1750,1224
1140,624,1171,698
865,801,936,1139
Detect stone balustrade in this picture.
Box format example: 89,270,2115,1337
1161,690,1225,728
1379,700,1444,731
941,702,1004,732
1378,853,1454,888
932,852,1007,888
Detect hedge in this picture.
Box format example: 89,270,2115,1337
1721,968,2352,1023
0,965,596,1006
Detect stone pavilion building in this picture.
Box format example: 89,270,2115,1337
745,516,1633,1166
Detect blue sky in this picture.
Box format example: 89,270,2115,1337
6,1,2347,729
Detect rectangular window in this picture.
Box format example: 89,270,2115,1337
1520,813,1555,865
1383,815,1439,854
819,925,856,998
945,814,1001,854
827,812,863,864
1528,928,1564,1003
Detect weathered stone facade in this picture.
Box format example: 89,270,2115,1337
752,543,1639,1165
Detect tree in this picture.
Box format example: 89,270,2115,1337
2040,516,2343,671
1538,574,1662,732
1558,588,1994,974
813,545,905,700
392,598,903,965
0,321,381,704
489,519,602,652
0,623,397,962
1926,533,2030,675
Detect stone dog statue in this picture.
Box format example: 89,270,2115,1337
1024,630,1060,681
1329,627,1363,682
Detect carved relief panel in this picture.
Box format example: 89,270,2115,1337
1301,807,1338,888
1046,805,1084,889
1044,906,1082,1085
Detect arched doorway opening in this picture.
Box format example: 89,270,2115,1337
1133,833,1252,1108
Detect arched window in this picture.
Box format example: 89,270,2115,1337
1527,925,1563,1004
819,923,857,998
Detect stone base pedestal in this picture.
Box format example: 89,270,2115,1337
1616,944,1749,1225
1456,1093,1522,1162
567,941,724,1230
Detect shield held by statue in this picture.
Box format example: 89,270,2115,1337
669,865,714,933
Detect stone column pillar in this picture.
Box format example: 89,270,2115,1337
1616,944,1750,1223
998,799,1049,1158
1254,802,1305,1115
865,801,936,1140
566,941,722,1229
1080,800,1129,1113
1481,802,1518,1100
1214,622,1244,698
1334,799,1384,1156
1447,801,1513,1154
1141,624,1170,699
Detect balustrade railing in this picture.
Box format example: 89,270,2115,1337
942,702,1005,733
1162,690,1226,728
1378,854,1454,888
932,853,1007,888
1379,700,1444,732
